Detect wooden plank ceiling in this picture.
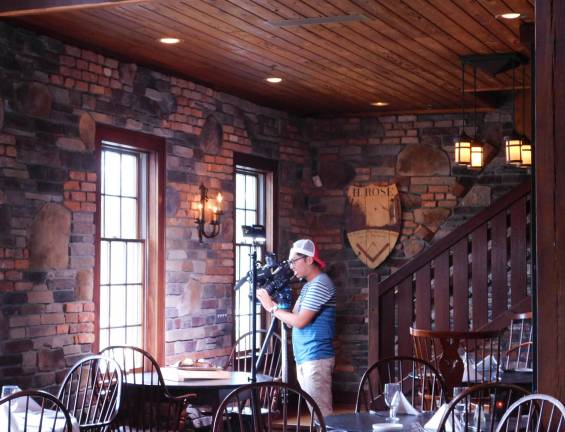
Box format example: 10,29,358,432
9,0,535,115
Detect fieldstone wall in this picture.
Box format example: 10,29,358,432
0,22,531,401
0,22,308,391
305,114,530,398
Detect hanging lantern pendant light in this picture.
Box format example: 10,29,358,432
454,62,471,165
504,61,525,165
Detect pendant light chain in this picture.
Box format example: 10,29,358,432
473,65,477,140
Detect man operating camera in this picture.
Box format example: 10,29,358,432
256,239,336,417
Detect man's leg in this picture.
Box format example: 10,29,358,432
295,357,335,417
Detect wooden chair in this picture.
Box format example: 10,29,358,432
99,345,193,431
0,389,74,431
410,328,503,396
495,393,565,431
57,354,122,431
212,381,326,432
224,329,282,380
504,312,533,371
355,355,447,413
437,383,529,431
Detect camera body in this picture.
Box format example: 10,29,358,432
255,253,294,309
234,252,294,309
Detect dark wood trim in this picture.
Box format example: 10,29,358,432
535,0,565,401
377,181,531,296
0,0,152,17
233,153,279,251
94,124,166,364
232,152,279,342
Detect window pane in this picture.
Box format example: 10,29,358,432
245,176,257,210
105,196,121,239
245,210,256,227
127,242,142,284
104,151,121,196
109,284,126,328
99,329,109,351
100,241,109,285
236,173,245,209
99,285,109,328
121,197,137,239
126,326,141,347
109,327,126,346
235,209,245,243
121,154,138,197
110,242,126,284
126,285,142,325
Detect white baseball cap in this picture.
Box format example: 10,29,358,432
289,239,326,269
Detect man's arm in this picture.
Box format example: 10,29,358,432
256,288,317,329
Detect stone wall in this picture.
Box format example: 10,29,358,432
0,22,531,400
0,22,308,391
305,114,530,397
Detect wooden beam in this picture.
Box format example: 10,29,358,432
0,0,152,17
535,0,565,401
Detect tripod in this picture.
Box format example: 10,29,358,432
247,243,289,383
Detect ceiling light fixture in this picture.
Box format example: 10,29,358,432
498,12,522,20
266,76,282,83
159,37,180,44
371,101,389,107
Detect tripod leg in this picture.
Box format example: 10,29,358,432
256,318,278,371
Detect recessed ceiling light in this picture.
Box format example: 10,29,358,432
497,12,522,20
159,37,181,44
266,77,282,83
371,101,389,107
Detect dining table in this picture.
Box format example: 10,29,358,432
324,411,434,432
126,369,273,412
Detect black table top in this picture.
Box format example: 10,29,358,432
499,369,533,386
324,411,434,432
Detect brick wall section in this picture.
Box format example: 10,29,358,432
0,22,530,399
306,113,530,397
0,23,308,390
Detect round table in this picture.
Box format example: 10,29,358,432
126,370,272,411
324,412,434,432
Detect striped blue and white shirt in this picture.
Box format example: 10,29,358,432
292,273,336,364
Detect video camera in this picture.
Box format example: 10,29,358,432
234,252,294,309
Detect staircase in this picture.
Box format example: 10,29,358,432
368,181,532,365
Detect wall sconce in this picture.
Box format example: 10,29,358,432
194,183,223,243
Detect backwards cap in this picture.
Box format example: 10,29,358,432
289,239,326,269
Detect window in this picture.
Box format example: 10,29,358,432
234,155,276,343
95,126,165,361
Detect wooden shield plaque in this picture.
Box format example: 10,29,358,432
346,183,401,269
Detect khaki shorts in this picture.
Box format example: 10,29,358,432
296,356,335,417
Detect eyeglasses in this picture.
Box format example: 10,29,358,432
288,256,307,267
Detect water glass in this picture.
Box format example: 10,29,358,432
384,382,401,422
1,385,20,398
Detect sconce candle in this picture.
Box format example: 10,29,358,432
194,183,224,242
520,141,532,167
470,142,484,169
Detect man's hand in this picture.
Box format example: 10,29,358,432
256,288,276,311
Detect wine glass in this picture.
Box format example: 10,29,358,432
453,387,467,425
384,383,401,422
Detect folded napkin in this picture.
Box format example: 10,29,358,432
462,353,500,383
0,391,79,432
424,403,463,432
393,391,420,415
